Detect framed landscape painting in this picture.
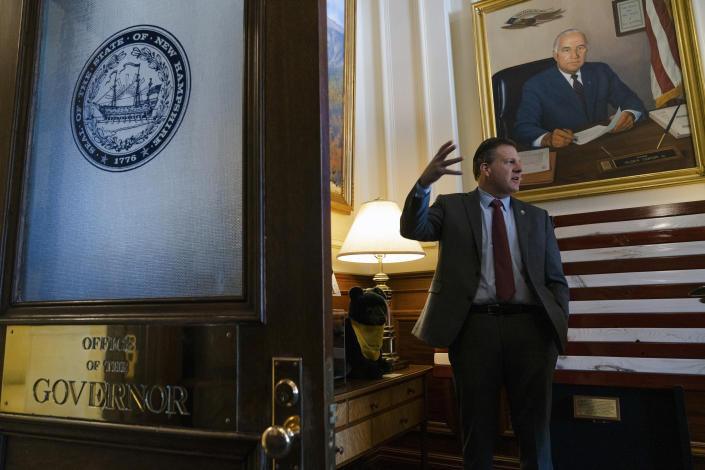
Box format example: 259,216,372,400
328,0,356,213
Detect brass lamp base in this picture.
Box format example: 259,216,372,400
382,326,405,370
373,256,408,371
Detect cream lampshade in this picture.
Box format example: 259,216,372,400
337,198,425,369
337,199,425,265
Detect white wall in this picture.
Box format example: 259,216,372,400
333,0,705,276
333,0,463,275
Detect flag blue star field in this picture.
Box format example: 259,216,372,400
16,0,245,301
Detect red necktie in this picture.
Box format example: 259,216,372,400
490,199,515,301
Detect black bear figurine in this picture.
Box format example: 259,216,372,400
345,286,391,379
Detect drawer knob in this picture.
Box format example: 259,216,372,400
336,446,344,455
370,403,378,410
407,387,415,394
400,417,409,424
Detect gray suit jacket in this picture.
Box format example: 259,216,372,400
400,187,569,353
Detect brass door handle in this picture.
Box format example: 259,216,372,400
261,415,300,459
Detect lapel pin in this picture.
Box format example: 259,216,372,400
520,209,526,215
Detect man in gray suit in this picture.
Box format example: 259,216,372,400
400,138,569,470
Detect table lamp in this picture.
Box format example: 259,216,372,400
337,198,425,369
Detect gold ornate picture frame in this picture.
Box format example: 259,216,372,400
473,0,705,202
328,0,356,213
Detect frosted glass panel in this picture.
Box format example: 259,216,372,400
15,0,245,301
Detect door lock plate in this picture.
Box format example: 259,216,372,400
264,357,303,469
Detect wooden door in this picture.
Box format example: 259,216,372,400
0,0,333,468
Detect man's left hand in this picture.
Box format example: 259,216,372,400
609,111,635,133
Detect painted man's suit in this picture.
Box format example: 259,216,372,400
400,186,569,470
513,62,646,146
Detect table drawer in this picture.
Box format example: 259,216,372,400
372,397,423,445
335,420,372,466
391,377,424,405
348,388,391,422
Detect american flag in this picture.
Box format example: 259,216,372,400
645,0,683,107
553,200,705,390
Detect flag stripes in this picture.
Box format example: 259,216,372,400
570,284,700,300
569,312,705,328
567,327,705,343
553,200,705,389
560,241,705,263
566,270,705,288
555,213,704,238
565,343,705,360
563,254,705,276
551,200,705,226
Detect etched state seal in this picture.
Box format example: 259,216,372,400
71,25,191,171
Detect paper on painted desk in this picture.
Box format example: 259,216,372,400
518,147,550,174
573,108,622,145
649,104,690,138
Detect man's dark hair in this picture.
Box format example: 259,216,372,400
472,137,517,179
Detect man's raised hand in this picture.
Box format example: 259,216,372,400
418,140,464,188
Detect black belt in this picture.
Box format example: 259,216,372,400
469,304,544,315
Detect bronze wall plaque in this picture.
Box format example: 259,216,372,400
573,395,621,421
1,325,236,430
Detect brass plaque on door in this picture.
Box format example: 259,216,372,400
1,325,236,430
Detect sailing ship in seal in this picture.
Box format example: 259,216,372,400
98,62,161,123
72,25,190,171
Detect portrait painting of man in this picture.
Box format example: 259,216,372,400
513,28,646,148
475,0,704,199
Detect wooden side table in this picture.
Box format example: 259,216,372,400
333,364,432,468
